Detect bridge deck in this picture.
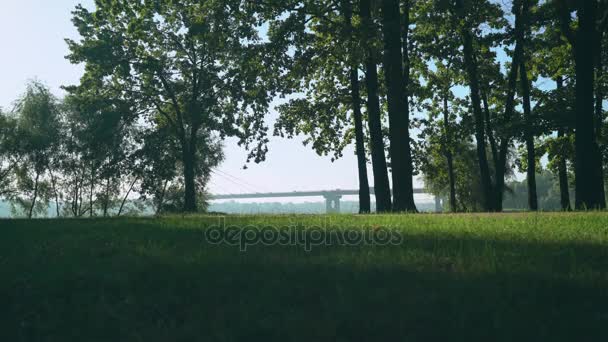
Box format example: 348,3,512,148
210,188,427,200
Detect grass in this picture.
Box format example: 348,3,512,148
1,213,607,341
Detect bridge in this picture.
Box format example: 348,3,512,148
210,188,442,213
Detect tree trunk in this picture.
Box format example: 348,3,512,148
558,129,572,211
89,166,95,218
454,0,494,211
573,1,606,209
556,77,571,211
118,177,138,217
595,29,606,205
443,94,457,212
343,0,371,214
157,179,169,215
399,0,417,212
596,31,605,144
495,0,529,212
380,0,416,212
361,0,392,212
103,178,110,217
520,58,538,211
71,177,78,217
50,170,60,218
28,170,40,219
77,167,85,217
481,90,499,165
182,134,198,213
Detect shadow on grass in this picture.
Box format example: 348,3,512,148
0,219,606,341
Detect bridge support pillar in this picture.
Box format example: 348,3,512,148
435,196,443,213
324,194,342,214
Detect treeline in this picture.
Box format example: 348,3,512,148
1,0,607,215
0,81,223,218
269,0,608,212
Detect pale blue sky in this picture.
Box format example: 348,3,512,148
0,0,429,203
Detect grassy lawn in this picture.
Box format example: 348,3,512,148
1,213,607,341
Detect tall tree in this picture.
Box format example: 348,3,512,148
12,81,61,218
520,15,538,211
453,0,495,211
380,0,417,212
557,0,606,209
67,0,273,212
343,0,371,213
361,0,393,212
595,7,607,208
268,0,373,213
0,111,20,199
529,2,575,211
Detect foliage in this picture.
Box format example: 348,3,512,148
9,81,62,218
0,110,21,198
65,0,277,211
136,125,224,214
502,170,572,210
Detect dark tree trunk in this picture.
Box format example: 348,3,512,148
596,31,605,143
556,77,571,211
103,179,110,217
156,179,170,215
77,167,85,217
380,0,416,212
71,175,79,217
573,1,606,209
118,177,138,217
361,0,392,212
89,166,95,218
343,0,371,214
50,171,60,218
399,0,417,212
558,129,572,211
595,29,606,205
520,59,538,211
495,0,529,212
352,79,372,214
481,90,498,166
454,0,494,211
28,170,40,219
182,135,198,213
443,95,457,212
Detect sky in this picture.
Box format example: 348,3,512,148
0,0,430,204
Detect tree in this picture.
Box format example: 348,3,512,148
418,115,488,212
269,0,373,213
343,0,372,213
137,123,224,215
528,2,576,211
413,0,468,212
271,0,393,213
418,64,461,212
361,0,393,212
557,0,606,209
67,0,274,212
380,0,417,212
416,76,473,212
452,0,496,211
519,0,537,210
61,81,138,217
0,110,20,199
450,0,531,212
12,81,61,218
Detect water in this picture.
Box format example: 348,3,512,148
0,200,437,218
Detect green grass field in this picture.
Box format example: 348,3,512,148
1,213,608,341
